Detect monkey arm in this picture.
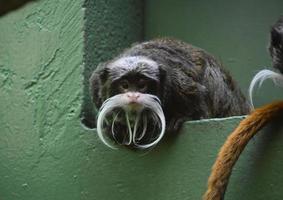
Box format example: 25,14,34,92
203,101,283,200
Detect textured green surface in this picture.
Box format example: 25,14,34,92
0,0,85,199
1,0,283,200
145,0,283,108
81,0,143,127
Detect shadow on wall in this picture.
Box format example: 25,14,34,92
0,0,36,16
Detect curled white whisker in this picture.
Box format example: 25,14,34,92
111,112,120,143
96,93,166,149
150,95,161,105
136,115,147,141
132,112,142,145
151,112,161,129
134,99,166,149
249,69,283,107
97,94,127,149
125,112,133,145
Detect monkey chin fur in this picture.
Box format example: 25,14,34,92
249,69,283,107
96,93,166,149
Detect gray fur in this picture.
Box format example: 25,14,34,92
118,38,250,118
90,38,251,144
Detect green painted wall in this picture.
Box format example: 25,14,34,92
145,0,283,108
1,0,283,200
81,0,143,128
0,0,85,199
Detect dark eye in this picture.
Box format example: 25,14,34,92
138,79,147,90
120,80,129,90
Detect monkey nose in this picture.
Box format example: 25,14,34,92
126,92,140,102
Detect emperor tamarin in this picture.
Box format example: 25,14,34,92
90,38,250,149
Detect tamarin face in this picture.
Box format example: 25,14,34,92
90,56,166,149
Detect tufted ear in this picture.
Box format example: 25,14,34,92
89,63,109,109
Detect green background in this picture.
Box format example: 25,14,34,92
1,0,283,200
145,0,283,107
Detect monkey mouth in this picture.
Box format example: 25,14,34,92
96,94,166,149
104,109,160,146
126,101,143,111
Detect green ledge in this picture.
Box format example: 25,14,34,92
1,0,283,200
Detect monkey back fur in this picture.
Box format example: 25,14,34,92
90,38,250,147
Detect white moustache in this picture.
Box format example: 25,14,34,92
249,69,283,108
96,93,166,149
